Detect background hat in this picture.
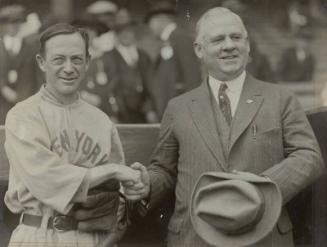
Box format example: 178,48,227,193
86,0,118,15
145,0,177,23
190,171,282,247
113,8,137,31
0,4,26,23
72,14,108,34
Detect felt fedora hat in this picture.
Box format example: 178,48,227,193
144,0,177,23
0,4,26,23
86,0,118,15
190,171,282,247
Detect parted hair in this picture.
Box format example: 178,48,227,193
39,22,90,57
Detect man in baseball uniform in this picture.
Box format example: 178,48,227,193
4,23,144,247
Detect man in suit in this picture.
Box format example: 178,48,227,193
0,4,39,124
86,0,118,54
145,1,202,119
102,8,157,123
123,7,323,247
277,28,315,82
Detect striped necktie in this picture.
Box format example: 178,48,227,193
218,83,232,125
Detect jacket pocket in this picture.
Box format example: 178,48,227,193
255,127,281,138
277,208,293,234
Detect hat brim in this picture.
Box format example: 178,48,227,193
190,171,282,247
114,21,138,31
144,9,176,23
0,17,25,23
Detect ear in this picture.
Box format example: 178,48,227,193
194,42,203,59
36,54,46,72
246,37,250,54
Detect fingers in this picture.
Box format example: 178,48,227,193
122,180,134,187
123,182,150,201
130,162,144,170
125,194,144,201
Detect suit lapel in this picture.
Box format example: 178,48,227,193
229,74,263,151
189,82,227,171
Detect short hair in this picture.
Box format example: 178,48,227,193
39,23,90,57
194,7,248,44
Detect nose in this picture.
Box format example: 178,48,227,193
63,60,74,74
222,37,236,50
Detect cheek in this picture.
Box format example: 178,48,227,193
75,65,87,75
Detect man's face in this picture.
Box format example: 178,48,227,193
116,27,136,47
37,33,89,102
3,22,23,36
148,16,163,38
97,13,115,29
194,14,250,81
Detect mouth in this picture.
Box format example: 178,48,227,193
220,54,239,60
59,77,77,83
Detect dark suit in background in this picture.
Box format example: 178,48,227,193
0,37,39,124
102,48,156,123
152,27,202,119
278,46,315,82
287,108,327,247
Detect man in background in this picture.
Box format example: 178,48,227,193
102,8,157,123
145,0,202,119
86,0,118,54
0,4,40,124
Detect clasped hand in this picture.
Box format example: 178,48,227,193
119,162,150,201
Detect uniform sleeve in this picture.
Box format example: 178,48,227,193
108,124,125,166
262,90,324,204
5,112,89,214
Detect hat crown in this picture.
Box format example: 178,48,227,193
86,0,118,15
195,180,265,235
190,171,282,247
0,4,26,23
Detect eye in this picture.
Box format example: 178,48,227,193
210,37,224,45
52,57,64,65
72,57,84,65
231,34,242,41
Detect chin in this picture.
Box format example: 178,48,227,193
60,85,79,95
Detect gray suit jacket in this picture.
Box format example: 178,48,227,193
147,74,323,247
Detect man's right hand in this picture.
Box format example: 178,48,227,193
123,162,150,201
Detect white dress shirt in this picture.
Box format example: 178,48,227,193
160,22,177,41
116,44,139,66
3,35,22,55
208,71,246,117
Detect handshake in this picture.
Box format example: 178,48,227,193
116,162,150,201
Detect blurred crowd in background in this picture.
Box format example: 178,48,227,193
1,0,327,125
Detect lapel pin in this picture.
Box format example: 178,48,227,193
246,99,254,104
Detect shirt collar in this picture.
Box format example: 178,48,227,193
160,23,177,41
116,44,139,65
40,85,81,107
208,71,246,93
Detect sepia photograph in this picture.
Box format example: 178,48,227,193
0,0,327,246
